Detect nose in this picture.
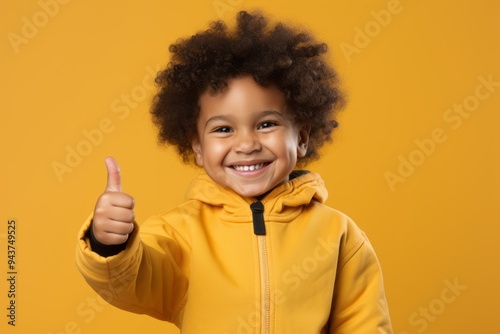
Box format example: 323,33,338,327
233,130,262,154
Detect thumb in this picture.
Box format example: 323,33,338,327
104,156,122,192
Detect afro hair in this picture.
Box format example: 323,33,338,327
151,10,346,165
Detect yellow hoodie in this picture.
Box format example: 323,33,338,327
76,171,392,333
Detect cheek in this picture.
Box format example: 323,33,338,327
213,141,229,154
266,134,298,158
203,140,229,162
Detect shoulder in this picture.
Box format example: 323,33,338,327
305,202,370,265
138,199,206,242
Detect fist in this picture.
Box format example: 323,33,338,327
92,157,135,245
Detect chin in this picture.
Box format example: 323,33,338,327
236,190,264,198
233,180,282,198
233,186,268,199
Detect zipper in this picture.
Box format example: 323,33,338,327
251,201,270,334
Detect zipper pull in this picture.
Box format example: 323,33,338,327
250,201,266,235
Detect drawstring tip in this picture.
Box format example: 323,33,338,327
250,201,266,235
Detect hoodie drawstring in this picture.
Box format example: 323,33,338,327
250,201,266,235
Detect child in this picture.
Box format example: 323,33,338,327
76,10,393,333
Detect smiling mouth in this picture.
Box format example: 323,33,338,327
231,162,270,172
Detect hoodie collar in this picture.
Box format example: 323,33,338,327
185,170,328,223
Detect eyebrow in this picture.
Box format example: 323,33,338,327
204,115,230,131
204,110,286,130
260,110,286,120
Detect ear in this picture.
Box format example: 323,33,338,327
191,137,204,166
296,125,310,158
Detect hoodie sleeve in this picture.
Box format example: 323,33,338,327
75,213,190,325
329,221,393,334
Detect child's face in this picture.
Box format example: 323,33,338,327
192,76,309,198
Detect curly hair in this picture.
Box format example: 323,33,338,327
151,10,346,165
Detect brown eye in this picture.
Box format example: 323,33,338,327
214,126,232,133
258,121,278,129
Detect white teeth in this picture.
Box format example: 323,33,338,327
233,163,265,171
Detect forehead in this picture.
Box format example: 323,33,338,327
198,76,287,117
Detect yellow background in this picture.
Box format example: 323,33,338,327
1,0,499,333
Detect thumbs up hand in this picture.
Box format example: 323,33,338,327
92,157,135,245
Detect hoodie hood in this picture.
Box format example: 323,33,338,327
185,170,328,223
